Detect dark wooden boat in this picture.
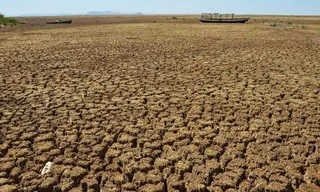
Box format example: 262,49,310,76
46,20,72,24
199,18,249,23
198,13,249,23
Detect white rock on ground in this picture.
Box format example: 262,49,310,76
41,161,53,175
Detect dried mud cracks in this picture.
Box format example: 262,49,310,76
0,23,320,191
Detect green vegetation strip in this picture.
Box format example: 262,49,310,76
0,13,18,26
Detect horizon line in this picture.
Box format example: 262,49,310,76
9,12,320,17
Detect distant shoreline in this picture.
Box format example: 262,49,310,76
11,14,320,18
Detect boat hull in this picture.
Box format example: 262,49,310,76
198,18,249,23
46,20,72,24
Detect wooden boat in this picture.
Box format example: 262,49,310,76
199,18,249,23
198,13,249,23
46,20,72,24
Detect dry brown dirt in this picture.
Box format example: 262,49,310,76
0,16,320,192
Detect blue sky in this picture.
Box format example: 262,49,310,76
2,0,320,16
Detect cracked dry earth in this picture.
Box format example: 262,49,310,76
0,23,320,192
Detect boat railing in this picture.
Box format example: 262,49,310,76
201,13,235,20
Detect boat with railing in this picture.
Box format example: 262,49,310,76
199,13,249,23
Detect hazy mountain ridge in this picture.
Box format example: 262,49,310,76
18,11,143,17
19,13,74,17
86,11,143,15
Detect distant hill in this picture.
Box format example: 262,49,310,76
17,11,143,17
18,13,76,17
85,11,143,16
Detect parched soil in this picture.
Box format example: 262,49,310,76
0,17,320,192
